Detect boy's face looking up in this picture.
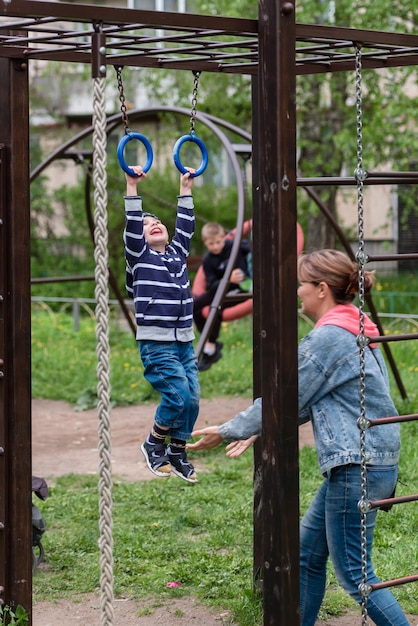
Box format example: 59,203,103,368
204,234,225,256
143,215,169,251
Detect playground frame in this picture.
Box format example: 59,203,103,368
1,1,418,624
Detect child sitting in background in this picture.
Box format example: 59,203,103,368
193,221,252,372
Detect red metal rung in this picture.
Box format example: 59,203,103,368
370,574,418,592
368,493,418,510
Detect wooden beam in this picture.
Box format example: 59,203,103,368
257,1,300,623
0,53,32,622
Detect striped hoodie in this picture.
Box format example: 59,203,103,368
124,194,195,342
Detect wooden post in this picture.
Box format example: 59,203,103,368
257,1,300,623
251,73,264,590
0,53,32,623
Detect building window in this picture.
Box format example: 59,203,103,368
129,0,187,11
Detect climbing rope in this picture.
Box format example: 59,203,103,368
353,44,372,625
92,70,114,624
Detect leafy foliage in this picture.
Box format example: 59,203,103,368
31,309,253,407
0,605,29,626
294,1,418,248
30,0,418,275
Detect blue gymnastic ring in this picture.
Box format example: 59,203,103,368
117,132,153,177
172,134,208,177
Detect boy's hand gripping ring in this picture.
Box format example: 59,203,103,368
173,133,208,178
117,132,153,177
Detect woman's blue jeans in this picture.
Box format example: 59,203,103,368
139,340,200,440
300,464,409,626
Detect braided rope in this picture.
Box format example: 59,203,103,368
92,75,114,626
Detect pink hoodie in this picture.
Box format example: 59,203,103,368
315,304,379,347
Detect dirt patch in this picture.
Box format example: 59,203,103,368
33,594,232,626
32,397,315,483
32,399,416,625
32,397,262,483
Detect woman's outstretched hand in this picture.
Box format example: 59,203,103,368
225,435,258,458
187,427,258,457
187,426,223,451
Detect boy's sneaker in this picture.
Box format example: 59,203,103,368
140,440,171,477
167,446,198,483
198,342,223,372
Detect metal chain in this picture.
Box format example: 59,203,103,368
93,74,114,626
114,65,130,133
190,70,200,135
354,45,372,626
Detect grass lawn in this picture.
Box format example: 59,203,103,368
31,307,418,624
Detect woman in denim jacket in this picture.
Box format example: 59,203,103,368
189,249,408,625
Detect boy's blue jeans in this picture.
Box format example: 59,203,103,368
300,463,409,626
139,340,200,440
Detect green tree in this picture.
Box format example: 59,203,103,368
194,0,418,248
30,0,418,265
294,0,418,248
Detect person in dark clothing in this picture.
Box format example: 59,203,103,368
193,221,252,372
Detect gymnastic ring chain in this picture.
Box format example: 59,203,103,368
115,65,130,133
190,70,200,135
353,44,370,626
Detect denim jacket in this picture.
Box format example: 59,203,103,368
219,324,400,475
